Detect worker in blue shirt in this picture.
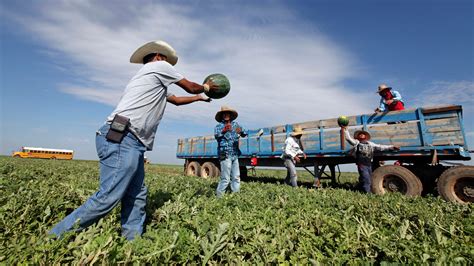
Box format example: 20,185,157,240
375,83,405,112
214,106,247,197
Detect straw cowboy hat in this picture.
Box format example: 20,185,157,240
130,40,178,65
291,126,304,137
215,106,238,122
376,83,392,93
354,130,371,140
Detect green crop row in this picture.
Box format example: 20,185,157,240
0,157,472,264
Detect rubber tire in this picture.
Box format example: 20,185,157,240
437,166,474,204
200,162,216,179
13,155,21,158
213,164,221,179
186,161,201,177
372,165,423,196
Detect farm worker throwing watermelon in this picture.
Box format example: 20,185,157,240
341,126,400,193
374,83,405,112
281,126,306,187
214,106,247,197
50,40,219,241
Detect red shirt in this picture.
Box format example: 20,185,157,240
384,91,405,111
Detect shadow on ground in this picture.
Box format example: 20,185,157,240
241,175,359,191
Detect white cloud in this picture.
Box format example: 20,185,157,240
5,0,373,129
411,81,474,134
58,85,122,106
412,80,474,108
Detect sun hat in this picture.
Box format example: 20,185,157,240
215,106,238,122
130,40,178,65
354,130,371,140
291,126,304,137
376,83,392,93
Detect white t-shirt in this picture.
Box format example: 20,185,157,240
107,61,184,150
282,136,304,158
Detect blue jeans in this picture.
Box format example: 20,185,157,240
357,163,373,193
284,159,298,187
216,155,240,197
49,124,147,240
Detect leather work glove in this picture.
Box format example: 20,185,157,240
222,123,232,133
199,94,211,102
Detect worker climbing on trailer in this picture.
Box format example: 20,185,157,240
375,83,405,112
341,126,400,193
281,126,307,187
214,106,247,197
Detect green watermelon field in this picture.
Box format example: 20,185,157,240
0,156,472,264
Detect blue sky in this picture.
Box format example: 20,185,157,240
1,0,473,166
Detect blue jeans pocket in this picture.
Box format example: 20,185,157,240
96,134,119,168
96,134,108,159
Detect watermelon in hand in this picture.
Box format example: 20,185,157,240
203,73,230,99
337,116,350,127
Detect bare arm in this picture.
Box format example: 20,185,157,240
371,142,400,151
167,94,211,106
343,128,359,146
175,78,219,95
175,78,205,94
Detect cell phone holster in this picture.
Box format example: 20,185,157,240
106,114,130,143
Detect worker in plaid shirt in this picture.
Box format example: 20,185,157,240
214,106,247,197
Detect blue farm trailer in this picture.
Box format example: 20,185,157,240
177,105,473,204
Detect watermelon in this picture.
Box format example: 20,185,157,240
337,116,350,127
203,73,230,99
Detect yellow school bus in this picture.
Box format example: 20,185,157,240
12,147,74,160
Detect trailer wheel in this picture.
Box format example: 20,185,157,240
437,166,474,204
372,165,422,196
186,161,201,177
201,162,217,179
213,164,221,179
